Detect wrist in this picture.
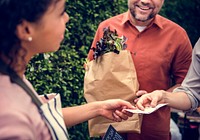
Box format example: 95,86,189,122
93,101,103,116
162,90,169,104
96,100,110,117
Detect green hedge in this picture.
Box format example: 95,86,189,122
26,0,199,140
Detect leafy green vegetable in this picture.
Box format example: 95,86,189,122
91,27,127,60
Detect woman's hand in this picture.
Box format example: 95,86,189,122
99,99,135,122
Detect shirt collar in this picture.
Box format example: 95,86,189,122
122,10,163,29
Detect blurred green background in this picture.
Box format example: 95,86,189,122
26,0,200,139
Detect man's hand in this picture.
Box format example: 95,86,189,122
134,90,148,103
135,90,165,111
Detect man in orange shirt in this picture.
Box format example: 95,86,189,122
87,0,192,140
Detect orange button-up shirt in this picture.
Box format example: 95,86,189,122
87,11,192,140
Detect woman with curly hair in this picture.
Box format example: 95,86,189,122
0,0,134,139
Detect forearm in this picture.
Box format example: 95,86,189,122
62,102,101,127
167,84,181,92
163,91,192,110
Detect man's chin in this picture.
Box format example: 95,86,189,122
135,15,154,22
135,17,149,22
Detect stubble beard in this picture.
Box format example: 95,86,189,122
129,8,156,22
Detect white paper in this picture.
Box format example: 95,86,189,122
124,103,168,114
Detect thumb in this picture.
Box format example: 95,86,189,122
150,97,159,108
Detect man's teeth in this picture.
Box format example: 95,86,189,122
140,7,150,10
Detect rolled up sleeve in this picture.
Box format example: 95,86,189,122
173,38,200,111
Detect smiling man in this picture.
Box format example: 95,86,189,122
128,0,164,25
87,0,192,140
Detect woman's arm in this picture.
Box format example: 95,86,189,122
62,99,134,127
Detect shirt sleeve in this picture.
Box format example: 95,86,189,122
171,33,192,84
173,38,200,111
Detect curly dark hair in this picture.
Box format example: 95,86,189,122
0,0,59,70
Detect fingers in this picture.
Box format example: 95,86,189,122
119,100,135,109
150,97,159,107
112,110,130,122
122,109,134,117
134,90,148,103
111,105,134,122
134,97,139,103
148,90,164,107
112,112,122,122
136,90,163,110
135,95,152,110
136,100,145,110
101,99,135,122
136,90,148,97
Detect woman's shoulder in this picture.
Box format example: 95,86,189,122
0,74,34,139
0,74,51,140
0,74,31,105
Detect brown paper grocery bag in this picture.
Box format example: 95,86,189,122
84,50,142,137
